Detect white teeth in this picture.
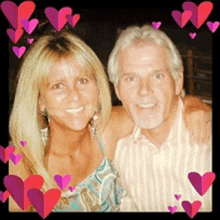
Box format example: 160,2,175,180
65,107,83,114
138,103,155,108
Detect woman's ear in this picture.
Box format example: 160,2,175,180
38,96,45,112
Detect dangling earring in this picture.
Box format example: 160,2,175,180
91,110,99,135
40,109,49,145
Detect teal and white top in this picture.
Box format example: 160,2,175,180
53,140,134,212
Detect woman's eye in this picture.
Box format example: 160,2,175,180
78,78,89,84
51,83,64,90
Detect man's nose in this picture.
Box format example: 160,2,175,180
138,80,151,96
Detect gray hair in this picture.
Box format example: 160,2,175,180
107,24,183,86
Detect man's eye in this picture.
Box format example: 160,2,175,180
125,76,135,82
51,83,64,89
154,73,164,80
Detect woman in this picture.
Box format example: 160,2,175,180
9,30,135,212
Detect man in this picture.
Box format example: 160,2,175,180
107,25,212,211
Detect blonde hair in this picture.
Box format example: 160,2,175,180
108,24,183,85
9,31,111,209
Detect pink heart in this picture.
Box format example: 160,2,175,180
175,194,181,201
20,140,27,147
182,1,214,28
152,21,162,30
207,21,220,33
0,190,10,203
182,200,202,218
0,1,35,30
6,28,24,43
12,46,26,58
168,206,177,214
54,174,71,190
66,14,80,27
171,10,192,28
44,7,72,31
0,145,15,163
27,38,34,44
69,186,76,192
27,188,61,218
9,152,22,165
21,18,39,34
4,175,44,210
188,172,215,196
189,32,196,39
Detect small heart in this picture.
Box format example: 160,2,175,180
45,7,72,31
12,46,26,58
4,175,44,210
0,145,15,163
27,188,61,218
207,21,220,33
69,186,76,192
189,32,196,39
20,140,27,147
168,205,177,214
54,174,71,190
6,28,24,43
27,38,34,44
66,14,80,27
21,18,39,34
175,194,181,201
9,152,22,165
152,21,162,30
171,10,192,28
0,190,10,203
188,172,216,196
182,200,202,218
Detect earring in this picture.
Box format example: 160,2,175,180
91,111,99,135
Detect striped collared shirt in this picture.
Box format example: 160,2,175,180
113,99,212,211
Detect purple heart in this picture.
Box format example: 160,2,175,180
54,174,71,190
21,18,39,34
152,21,162,30
168,206,177,214
175,194,181,201
207,21,220,33
0,145,15,163
20,140,27,147
189,32,196,39
12,46,26,58
9,153,22,165
27,38,34,44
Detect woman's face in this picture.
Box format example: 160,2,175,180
39,56,99,131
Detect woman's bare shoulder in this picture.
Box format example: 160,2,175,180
101,106,135,160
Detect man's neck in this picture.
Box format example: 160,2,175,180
141,97,179,148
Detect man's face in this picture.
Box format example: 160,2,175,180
116,41,183,129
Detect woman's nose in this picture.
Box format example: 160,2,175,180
67,85,80,102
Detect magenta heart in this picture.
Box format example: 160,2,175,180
189,32,196,39
44,7,72,31
168,206,177,214
207,21,220,33
9,152,22,165
21,18,39,34
4,175,44,210
175,194,181,201
0,145,15,163
20,140,27,147
12,46,26,58
1,1,35,30
171,10,192,28
6,28,24,43
69,186,76,192
54,174,71,190
188,172,215,196
0,190,10,203
152,21,162,30
27,38,34,44
66,14,80,27
182,200,202,218
182,1,214,28
27,188,61,218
